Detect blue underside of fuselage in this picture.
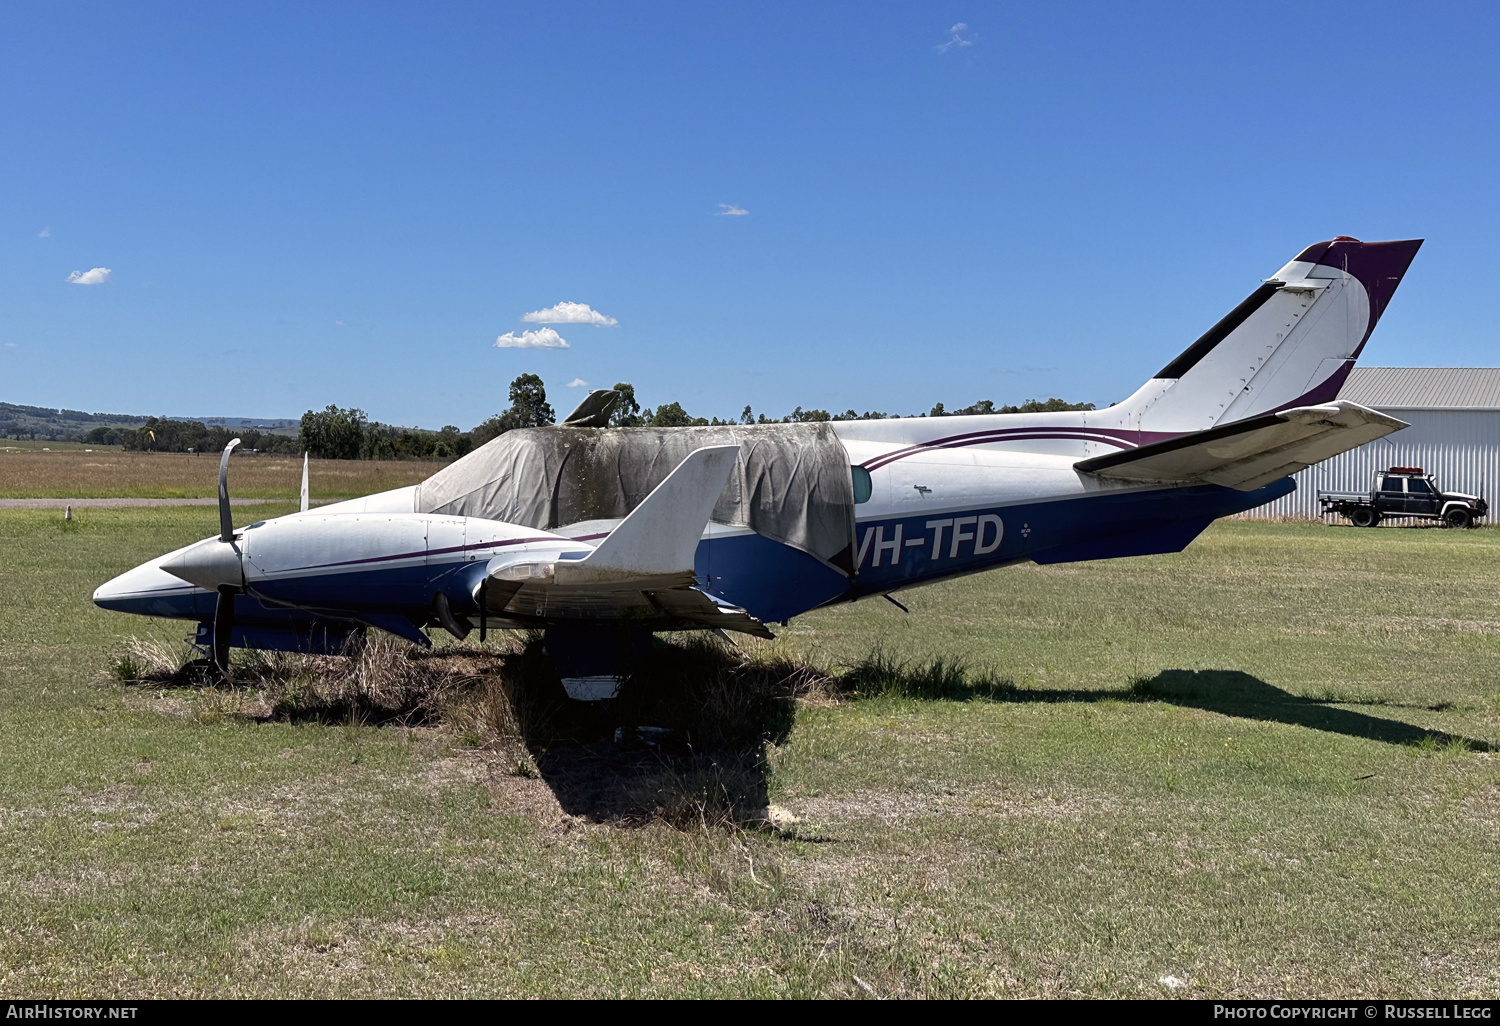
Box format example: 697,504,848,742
99,479,1293,648
840,478,1292,596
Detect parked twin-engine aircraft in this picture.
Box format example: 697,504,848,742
95,237,1421,699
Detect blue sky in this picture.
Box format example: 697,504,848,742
2,2,1496,429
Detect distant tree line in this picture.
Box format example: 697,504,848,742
12,375,1096,459
90,418,301,454
463,375,1093,440
298,406,470,460
290,374,1097,459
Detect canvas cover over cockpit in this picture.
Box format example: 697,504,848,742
415,423,858,575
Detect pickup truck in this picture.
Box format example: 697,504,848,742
1318,467,1489,528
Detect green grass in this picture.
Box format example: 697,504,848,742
1,509,1497,997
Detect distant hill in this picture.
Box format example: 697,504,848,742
170,416,300,435
0,403,299,441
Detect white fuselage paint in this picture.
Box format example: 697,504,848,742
93,239,1394,634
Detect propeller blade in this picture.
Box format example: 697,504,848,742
212,585,236,674
218,438,242,542
300,452,309,512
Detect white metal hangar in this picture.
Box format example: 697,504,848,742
1250,367,1500,519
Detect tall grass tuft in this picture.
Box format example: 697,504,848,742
237,634,503,727
103,631,504,725
833,648,1018,701
104,637,201,686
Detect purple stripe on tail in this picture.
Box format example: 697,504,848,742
1276,359,1357,411
1311,237,1424,352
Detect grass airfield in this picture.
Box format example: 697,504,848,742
1,505,1497,998
0,449,434,500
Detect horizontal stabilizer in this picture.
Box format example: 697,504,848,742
553,445,740,585
1075,401,1407,491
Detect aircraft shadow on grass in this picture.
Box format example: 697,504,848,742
1142,669,1491,752
515,640,800,825
524,658,1494,825
137,641,1489,827
888,667,1493,753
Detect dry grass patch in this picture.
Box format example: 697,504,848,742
0,449,438,499
102,632,839,831
101,631,1032,833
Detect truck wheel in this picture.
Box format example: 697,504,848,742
1444,508,1473,529
1349,508,1379,528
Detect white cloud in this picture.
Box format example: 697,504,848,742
521,301,618,327
566,378,589,388
335,320,347,326
38,227,50,238
494,327,570,349
716,203,749,216
4,342,16,348
937,22,975,52
66,267,111,285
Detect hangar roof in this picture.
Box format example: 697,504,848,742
1338,367,1500,410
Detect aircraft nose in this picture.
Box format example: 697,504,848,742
93,555,204,617
92,570,158,612
160,537,245,592
92,573,135,610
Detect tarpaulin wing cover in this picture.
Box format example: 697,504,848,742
415,424,858,574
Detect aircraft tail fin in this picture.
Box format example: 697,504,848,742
553,445,740,584
1110,238,1422,434
562,389,622,428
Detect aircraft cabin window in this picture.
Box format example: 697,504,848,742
851,465,873,504
1380,477,1405,493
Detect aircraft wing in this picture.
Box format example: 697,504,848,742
482,580,776,638
471,443,774,636
645,587,776,639
1074,401,1407,491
